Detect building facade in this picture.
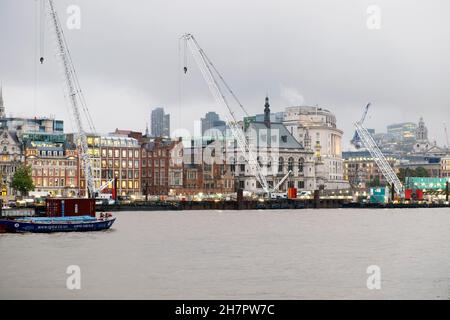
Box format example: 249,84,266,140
201,112,226,135
24,133,79,197
141,137,184,197
181,138,235,196
343,150,398,189
150,107,170,137
232,97,317,193
441,155,450,178
283,105,348,190
0,128,23,198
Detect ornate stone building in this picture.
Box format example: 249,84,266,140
283,105,349,190
231,97,317,193
0,128,23,198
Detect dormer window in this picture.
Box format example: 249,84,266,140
281,135,287,143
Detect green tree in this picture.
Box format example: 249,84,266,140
414,167,429,177
367,176,381,187
11,165,35,196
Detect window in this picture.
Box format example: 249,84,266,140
298,158,304,173
288,157,294,171
278,157,284,173
297,180,305,189
230,157,236,172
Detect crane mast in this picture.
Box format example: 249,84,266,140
45,0,94,197
354,104,404,196
181,34,271,193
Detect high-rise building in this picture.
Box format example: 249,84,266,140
150,107,170,137
201,112,226,135
0,86,64,138
386,122,417,142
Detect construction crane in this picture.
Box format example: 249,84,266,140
351,103,371,149
360,102,371,124
354,103,404,196
444,122,449,149
181,33,290,195
43,0,95,197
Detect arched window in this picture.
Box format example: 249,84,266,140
298,158,304,173
288,157,294,171
278,157,284,173
267,156,272,168
257,156,263,167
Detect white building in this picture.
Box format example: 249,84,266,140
230,97,318,193
283,106,349,190
0,128,23,199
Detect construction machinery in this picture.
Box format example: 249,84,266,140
354,103,404,196
42,0,95,197
180,33,291,195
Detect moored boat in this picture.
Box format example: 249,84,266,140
0,215,115,233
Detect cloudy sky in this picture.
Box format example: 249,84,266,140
1,0,449,149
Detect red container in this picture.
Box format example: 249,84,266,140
415,189,424,200
288,187,297,199
46,198,96,217
404,189,412,200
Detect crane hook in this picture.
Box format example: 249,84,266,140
40,57,44,64
183,66,188,74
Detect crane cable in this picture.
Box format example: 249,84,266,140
54,8,96,134
181,35,249,118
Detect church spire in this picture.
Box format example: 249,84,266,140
264,95,271,128
0,84,5,118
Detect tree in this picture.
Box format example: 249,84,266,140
414,167,429,177
11,165,35,196
367,176,381,187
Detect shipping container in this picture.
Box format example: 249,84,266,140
404,189,412,200
369,187,390,204
415,189,424,200
287,187,297,199
46,198,96,217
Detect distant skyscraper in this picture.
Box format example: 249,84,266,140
386,122,417,142
150,107,170,137
201,111,226,135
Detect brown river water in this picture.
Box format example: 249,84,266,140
1,208,450,299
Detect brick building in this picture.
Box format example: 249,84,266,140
24,133,79,197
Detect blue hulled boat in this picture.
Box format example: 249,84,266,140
0,215,115,233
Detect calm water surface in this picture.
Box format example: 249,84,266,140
1,208,450,299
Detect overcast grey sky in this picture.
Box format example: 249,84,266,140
1,0,449,149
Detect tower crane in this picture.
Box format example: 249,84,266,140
354,103,404,196
181,33,291,195
42,0,95,197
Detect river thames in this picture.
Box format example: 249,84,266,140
1,208,450,299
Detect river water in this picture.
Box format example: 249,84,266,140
1,208,450,299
